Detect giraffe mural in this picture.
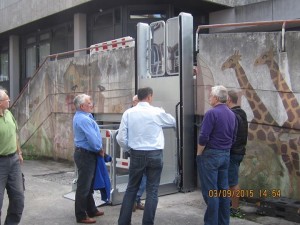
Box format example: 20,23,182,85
254,48,300,130
221,50,300,195
221,50,278,126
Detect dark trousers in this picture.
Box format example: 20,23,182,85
74,150,97,221
0,154,24,225
118,150,163,225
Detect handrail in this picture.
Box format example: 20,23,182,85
195,19,300,52
11,38,135,108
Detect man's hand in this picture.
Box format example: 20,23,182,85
99,150,104,157
18,152,24,164
197,145,205,156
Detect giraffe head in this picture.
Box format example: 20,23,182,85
254,48,274,66
221,50,241,71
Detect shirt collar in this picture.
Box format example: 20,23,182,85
0,109,8,117
76,110,93,118
137,102,150,107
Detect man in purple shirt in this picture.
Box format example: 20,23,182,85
196,85,236,225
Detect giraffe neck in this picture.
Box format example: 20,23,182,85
234,64,254,89
267,60,290,91
233,63,278,126
266,60,300,129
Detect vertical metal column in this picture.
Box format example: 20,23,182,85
179,13,195,192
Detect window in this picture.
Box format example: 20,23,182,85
26,45,37,78
88,9,122,45
0,51,9,81
51,24,73,56
129,10,166,20
149,21,165,76
24,32,51,78
127,6,169,40
39,42,50,65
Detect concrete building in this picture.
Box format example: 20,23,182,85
2,0,300,206
0,0,298,101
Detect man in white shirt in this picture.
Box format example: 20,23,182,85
117,87,176,225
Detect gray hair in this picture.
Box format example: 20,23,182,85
73,94,90,110
0,88,8,101
211,85,228,103
132,95,138,102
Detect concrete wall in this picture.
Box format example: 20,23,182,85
196,31,300,200
209,0,300,32
11,47,135,161
0,0,92,33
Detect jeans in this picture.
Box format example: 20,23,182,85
196,148,230,225
74,150,98,221
0,154,24,225
118,150,163,225
136,174,146,204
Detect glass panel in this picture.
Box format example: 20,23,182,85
40,33,50,41
0,52,9,81
94,12,113,27
130,14,166,19
39,42,50,65
166,17,179,75
149,21,165,76
114,8,121,24
26,46,36,78
26,36,36,45
51,26,68,54
130,10,166,20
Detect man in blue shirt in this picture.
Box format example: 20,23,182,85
73,94,104,224
117,87,176,225
196,85,236,225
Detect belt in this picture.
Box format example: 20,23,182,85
75,147,97,155
0,152,16,158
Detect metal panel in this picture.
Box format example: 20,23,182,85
136,13,195,193
137,23,150,79
179,12,195,192
139,76,179,193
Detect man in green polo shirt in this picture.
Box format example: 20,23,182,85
0,88,24,225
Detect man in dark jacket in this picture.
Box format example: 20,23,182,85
227,90,248,218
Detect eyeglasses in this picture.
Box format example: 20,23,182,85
0,99,10,102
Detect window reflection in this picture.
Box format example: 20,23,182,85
0,52,9,81
26,46,37,78
149,21,165,76
166,17,179,75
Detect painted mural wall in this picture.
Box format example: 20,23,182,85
196,31,300,200
11,47,135,161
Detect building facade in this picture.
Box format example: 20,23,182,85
0,0,299,101
0,0,222,101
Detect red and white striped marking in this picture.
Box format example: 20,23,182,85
90,36,135,55
116,158,130,169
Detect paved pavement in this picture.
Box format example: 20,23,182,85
2,160,300,225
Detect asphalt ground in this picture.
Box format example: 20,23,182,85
2,159,300,225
